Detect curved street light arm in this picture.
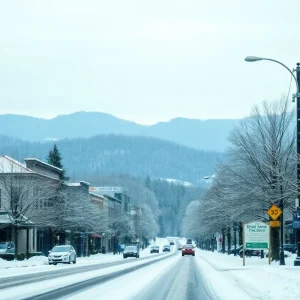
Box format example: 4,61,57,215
261,58,300,101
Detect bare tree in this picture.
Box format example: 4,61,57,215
0,156,58,259
181,98,296,259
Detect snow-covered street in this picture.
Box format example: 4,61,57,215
1,239,300,300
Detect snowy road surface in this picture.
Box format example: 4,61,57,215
135,254,215,300
1,239,299,300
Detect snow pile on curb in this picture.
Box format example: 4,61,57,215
0,256,48,269
196,250,300,300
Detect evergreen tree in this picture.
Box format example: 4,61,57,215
47,144,68,181
145,176,152,189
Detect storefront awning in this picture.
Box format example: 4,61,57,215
91,233,102,238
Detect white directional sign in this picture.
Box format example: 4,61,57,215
244,221,269,249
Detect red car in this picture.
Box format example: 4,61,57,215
182,244,195,256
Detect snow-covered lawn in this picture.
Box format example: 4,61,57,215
196,250,300,300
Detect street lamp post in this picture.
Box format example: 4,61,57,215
245,56,300,266
296,63,300,266
279,177,285,265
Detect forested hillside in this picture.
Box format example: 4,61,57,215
0,112,238,151
0,134,221,184
85,173,205,237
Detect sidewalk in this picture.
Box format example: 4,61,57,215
196,250,300,300
0,238,169,277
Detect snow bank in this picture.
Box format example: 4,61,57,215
0,255,48,270
196,250,300,300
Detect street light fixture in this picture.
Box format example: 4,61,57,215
245,56,300,266
245,56,300,102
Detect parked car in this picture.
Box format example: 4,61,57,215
0,242,15,254
163,245,170,252
48,245,76,265
150,244,159,254
239,248,260,258
123,245,139,258
228,245,243,255
182,244,195,256
283,244,297,254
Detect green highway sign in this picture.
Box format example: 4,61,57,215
246,242,268,249
244,221,269,250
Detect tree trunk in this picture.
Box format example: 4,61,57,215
239,222,243,246
227,227,231,255
270,227,280,261
222,228,225,254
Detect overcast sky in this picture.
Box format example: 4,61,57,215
0,0,299,124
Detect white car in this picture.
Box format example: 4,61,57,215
48,245,76,265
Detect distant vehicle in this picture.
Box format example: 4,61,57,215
163,245,170,252
48,245,76,265
0,241,15,254
228,245,243,255
182,244,195,256
283,244,297,254
239,248,260,258
123,245,139,258
150,244,159,254
186,238,192,244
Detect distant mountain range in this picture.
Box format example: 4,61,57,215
0,134,222,184
0,112,240,151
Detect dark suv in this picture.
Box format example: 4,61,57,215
283,244,297,253
186,238,192,244
239,248,260,257
123,245,139,258
163,245,170,252
150,244,159,253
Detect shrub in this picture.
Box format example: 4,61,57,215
28,252,43,258
17,253,26,261
0,253,14,261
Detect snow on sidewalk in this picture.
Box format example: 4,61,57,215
0,238,170,278
196,250,300,300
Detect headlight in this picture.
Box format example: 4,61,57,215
63,254,69,257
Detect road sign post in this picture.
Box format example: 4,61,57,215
270,221,280,227
267,204,284,265
267,204,282,220
243,221,270,266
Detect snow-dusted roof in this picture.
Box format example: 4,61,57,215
66,183,81,187
161,178,193,187
66,181,90,187
89,192,105,200
24,158,62,172
0,212,33,225
0,156,33,173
